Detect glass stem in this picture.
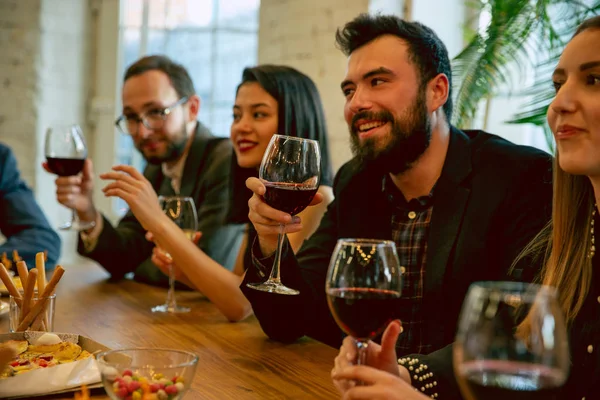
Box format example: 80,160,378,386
356,339,369,365
267,223,286,283
166,263,177,309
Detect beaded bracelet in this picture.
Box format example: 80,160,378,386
398,357,439,398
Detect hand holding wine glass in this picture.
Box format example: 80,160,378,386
332,320,406,395
453,282,570,400
151,196,198,313
43,124,96,231
326,239,403,367
246,134,321,295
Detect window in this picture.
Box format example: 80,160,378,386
115,0,259,215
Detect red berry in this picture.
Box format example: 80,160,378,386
149,383,160,393
172,376,178,383
165,385,178,395
128,381,141,392
116,386,128,398
123,369,133,377
158,383,165,390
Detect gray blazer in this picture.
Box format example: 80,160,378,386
78,122,244,286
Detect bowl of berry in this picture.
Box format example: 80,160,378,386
95,348,198,400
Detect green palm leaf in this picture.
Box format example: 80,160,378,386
453,0,600,142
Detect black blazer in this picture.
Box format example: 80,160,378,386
79,122,244,286
241,128,553,352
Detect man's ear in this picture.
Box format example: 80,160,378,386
426,73,449,115
186,94,201,121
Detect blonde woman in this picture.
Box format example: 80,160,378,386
331,15,600,400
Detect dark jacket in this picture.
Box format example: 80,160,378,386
241,128,553,352
0,143,61,270
79,122,244,286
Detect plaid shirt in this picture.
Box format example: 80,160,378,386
383,176,434,355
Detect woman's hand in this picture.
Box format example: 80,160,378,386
332,320,407,395
100,165,162,231
146,231,201,289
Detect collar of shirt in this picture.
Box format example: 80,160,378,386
381,174,435,211
161,146,190,194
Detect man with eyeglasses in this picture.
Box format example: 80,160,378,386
49,55,243,285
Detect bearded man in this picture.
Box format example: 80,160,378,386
48,55,243,286
241,14,554,355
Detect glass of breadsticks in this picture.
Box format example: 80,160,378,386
0,252,64,332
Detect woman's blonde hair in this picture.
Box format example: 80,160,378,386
515,156,594,338
516,15,600,333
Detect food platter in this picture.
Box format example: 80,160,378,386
0,332,109,398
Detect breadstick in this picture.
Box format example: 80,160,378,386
17,266,64,331
35,252,48,329
0,263,21,307
1,253,11,270
12,250,21,263
31,313,47,331
36,252,46,293
20,268,38,325
16,261,29,290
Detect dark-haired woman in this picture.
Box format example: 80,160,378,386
102,65,334,322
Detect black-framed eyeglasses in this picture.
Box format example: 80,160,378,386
115,96,189,136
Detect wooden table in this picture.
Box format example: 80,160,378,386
0,260,339,399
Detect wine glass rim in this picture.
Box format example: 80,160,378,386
271,134,319,144
158,195,194,201
469,281,557,298
336,238,396,247
95,348,199,368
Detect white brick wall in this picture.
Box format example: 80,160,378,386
0,0,91,263
0,0,42,186
258,0,370,173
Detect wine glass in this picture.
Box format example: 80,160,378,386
152,196,198,313
246,134,321,295
453,282,570,400
326,239,403,365
44,124,95,231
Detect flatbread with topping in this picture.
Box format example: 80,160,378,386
0,340,91,378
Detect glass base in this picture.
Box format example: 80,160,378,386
246,281,300,295
59,220,96,231
151,304,190,313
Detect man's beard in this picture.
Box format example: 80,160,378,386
137,123,189,165
349,89,431,175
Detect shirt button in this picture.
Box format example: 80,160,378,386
587,345,593,354
408,211,417,219
400,266,406,274
597,296,600,304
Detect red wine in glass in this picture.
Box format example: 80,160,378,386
246,134,321,296
462,360,563,400
45,124,94,231
46,157,85,177
263,182,318,216
325,239,402,366
327,287,402,340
